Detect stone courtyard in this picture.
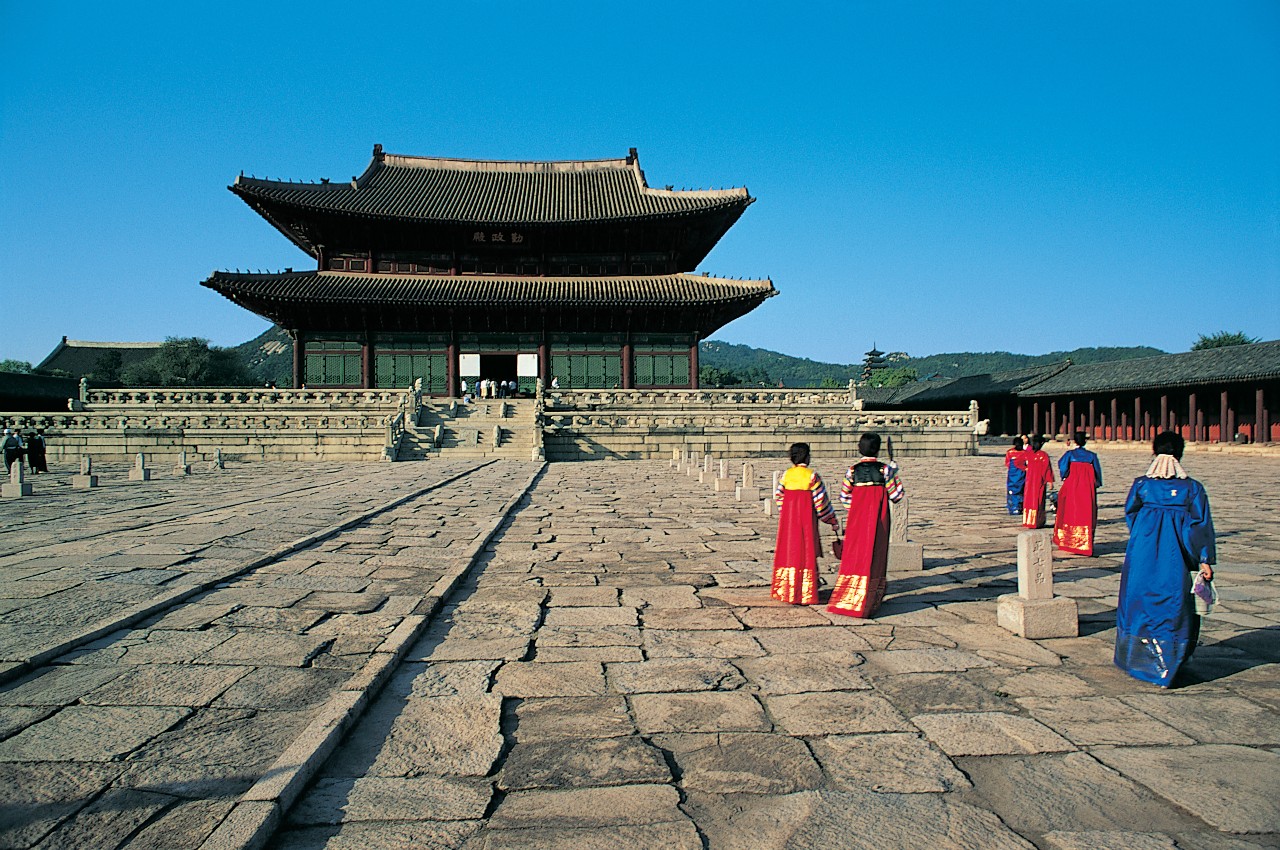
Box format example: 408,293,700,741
0,447,1277,849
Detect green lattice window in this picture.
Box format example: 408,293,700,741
304,338,362,387
550,354,622,389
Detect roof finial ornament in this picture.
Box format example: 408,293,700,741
373,143,384,161
628,147,638,164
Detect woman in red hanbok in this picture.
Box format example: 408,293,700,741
1024,435,1054,527
1022,434,1056,529
828,432,905,618
772,443,841,605
1054,430,1103,555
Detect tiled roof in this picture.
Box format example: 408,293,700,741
36,338,164,378
231,148,752,225
1019,341,1280,396
898,363,1069,404
203,270,776,309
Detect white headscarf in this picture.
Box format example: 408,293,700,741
1146,454,1188,480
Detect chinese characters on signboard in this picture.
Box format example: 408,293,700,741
472,232,525,244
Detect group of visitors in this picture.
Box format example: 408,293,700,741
1,428,48,474
1005,430,1103,555
460,379,519,400
772,433,904,619
773,429,1218,690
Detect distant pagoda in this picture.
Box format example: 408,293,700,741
860,344,889,382
203,146,775,392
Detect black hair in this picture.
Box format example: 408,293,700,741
1030,434,1045,451
1011,437,1024,450
788,442,811,466
1073,430,1087,447
1152,430,1184,459
858,432,882,457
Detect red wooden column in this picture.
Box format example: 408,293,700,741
621,341,634,390
1219,389,1229,443
1134,397,1142,441
361,333,374,389
446,340,458,397
1258,387,1267,444
1050,402,1058,438
292,330,305,389
689,339,700,389
1016,404,1024,434
1032,402,1039,436
537,340,549,387
1188,392,1198,442
1068,401,1076,437
1088,399,1096,435
1160,395,1169,433
1110,398,1118,440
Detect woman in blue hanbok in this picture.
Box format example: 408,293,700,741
1114,432,1216,687
1004,437,1028,515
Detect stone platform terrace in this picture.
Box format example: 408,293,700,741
0,450,1276,849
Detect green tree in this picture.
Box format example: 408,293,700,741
1191,331,1259,351
698,365,743,387
866,366,919,388
0,359,32,374
90,350,123,383
122,337,252,387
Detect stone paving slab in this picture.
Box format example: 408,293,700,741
2,449,1278,849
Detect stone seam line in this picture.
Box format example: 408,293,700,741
1,467,376,550
197,461,548,850
0,461,496,688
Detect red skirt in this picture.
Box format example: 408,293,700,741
827,486,890,618
772,488,820,605
1023,455,1052,528
1053,462,1097,555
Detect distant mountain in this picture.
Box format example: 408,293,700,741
228,327,1167,389
233,326,292,387
699,340,1166,387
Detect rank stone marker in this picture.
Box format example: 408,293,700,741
210,448,225,471
887,495,924,571
2,460,32,498
714,459,735,492
997,529,1079,639
736,462,761,502
72,455,98,489
699,453,715,484
765,470,779,516
670,448,681,469
128,452,151,482
173,450,191,476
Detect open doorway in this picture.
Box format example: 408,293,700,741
479,354,517,385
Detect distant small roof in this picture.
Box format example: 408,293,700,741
36,337,164,377
231,146,752,226
1019,340,1280,396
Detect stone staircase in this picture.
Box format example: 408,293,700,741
395,398,541,461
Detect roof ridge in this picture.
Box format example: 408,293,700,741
62,339,166,348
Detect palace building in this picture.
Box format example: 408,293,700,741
203,146,775,394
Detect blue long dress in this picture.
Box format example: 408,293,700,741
1114,475,1216,686
1005,449,1027,515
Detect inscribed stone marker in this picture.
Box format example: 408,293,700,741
997,529,1078,639
129,452,151,482
2,460,33,498
72,455,98,489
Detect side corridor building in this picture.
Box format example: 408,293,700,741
870,341,1280,445
203,146,775,394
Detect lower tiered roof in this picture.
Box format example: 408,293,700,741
203,271,776,336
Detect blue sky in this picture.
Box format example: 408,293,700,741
2,1,1277,367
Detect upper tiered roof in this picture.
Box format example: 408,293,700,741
232,146,751,226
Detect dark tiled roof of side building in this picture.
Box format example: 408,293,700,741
231,148,753,225
36,338,164,378
1018,340,1280,396
203,270,776,309
896,363,1070,405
